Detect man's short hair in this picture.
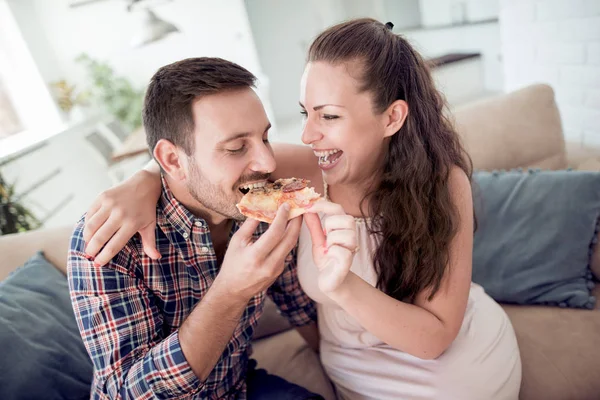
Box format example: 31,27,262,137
143,57,257,155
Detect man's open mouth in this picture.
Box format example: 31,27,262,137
238,181,267,195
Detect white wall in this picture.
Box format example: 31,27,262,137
401,20,503,92
383,0,422,29
342,0,421,28
500,0,600,145
245,0,323,127
419,0,499,27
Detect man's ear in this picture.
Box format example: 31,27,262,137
153,139,187,181
383,100,408,138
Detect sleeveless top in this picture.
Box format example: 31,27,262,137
296,182,522,400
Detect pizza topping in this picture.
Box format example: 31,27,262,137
282,180,308,193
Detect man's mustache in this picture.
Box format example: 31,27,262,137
237,173,271,186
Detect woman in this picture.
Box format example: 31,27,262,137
83,19,521,400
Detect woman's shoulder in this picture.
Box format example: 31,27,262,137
448,166,472,201
444,166,473,226
272,143,324,194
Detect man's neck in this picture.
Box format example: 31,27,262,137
165,176,231,235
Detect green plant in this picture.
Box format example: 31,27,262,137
50,79,91,113
76,53,144,131
0,172,41,235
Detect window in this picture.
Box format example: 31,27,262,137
0,75,23,139
0,0,62,155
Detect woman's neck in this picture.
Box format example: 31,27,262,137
326,180,375,218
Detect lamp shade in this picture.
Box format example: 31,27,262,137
130,9,179,48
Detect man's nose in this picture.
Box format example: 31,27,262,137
250,144,276,173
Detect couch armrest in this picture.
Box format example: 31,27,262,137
566,142,600,170
0,225,74,282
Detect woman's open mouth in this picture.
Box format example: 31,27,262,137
314,149,343,170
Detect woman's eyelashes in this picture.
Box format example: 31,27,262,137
300,110,340,121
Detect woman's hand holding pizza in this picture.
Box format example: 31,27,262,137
304,201,359,295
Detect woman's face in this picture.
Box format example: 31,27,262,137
300,61,390,187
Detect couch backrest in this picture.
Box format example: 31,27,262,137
452,84,567,171
0,225,73,281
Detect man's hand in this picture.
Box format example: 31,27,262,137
213,203,303,302
179,203,302,381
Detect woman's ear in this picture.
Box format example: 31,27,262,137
383,100,409,138
153,139,187,181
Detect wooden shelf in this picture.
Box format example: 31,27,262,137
399,18,498,34
427,52,482,69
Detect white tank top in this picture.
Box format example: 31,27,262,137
295,182,522,399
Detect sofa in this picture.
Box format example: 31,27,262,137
1,84,599,400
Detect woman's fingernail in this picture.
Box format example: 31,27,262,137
93,262,101,268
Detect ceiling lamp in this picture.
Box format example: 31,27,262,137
130,8,179,48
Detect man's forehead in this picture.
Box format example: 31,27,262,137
190,90,269,143
192,94,270,144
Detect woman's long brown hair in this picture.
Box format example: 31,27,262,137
308,18,474,303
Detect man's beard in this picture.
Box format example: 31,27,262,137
185,161,270,221
186,162,245,220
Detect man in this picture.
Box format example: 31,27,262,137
67,57,322,400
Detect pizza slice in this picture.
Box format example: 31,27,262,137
236,178,322,223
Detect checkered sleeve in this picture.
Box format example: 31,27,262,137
67,220,201,399
267,245,317,327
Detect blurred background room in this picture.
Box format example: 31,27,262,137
0,0,599,232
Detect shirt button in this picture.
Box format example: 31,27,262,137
183,232,189,239
200,246,210,254
194,220,203,227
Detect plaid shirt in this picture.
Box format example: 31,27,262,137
67,178,317,400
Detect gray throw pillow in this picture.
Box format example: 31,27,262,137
472,169,598,309
0,252,92,399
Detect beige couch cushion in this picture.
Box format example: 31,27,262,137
253,297,292,340
567,143,600,170
502,285,600,400
252,329,336,400
0,225,74,281
453,84,567,171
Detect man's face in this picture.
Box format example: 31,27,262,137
184,88,275,221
